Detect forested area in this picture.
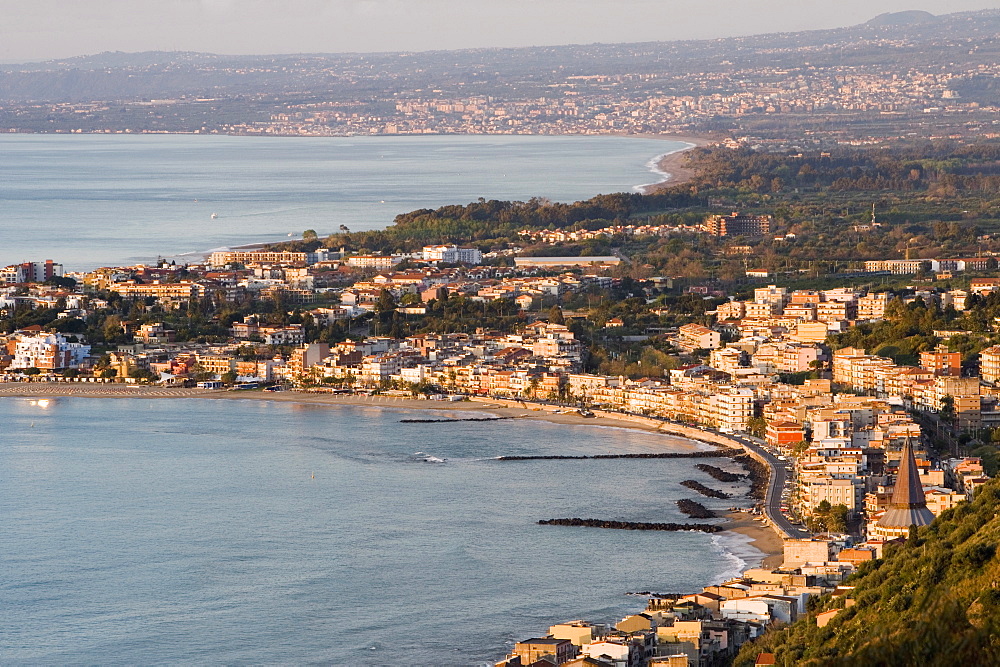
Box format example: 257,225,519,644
268,140,1000,284
734,480,1000,666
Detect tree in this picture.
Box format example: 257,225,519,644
102,315,125,344
302,229,318,241
746,416,767,438
375,289,397,314
100,368,118,379
220,370,238,385
129,368,157,383
940,394,956,425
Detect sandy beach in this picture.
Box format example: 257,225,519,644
197,132,715,258
1,381,784,569
625,132,714,193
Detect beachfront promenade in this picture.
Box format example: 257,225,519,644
724,432,810,539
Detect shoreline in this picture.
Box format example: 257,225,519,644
164,132,715,263
0,382,783,568
2,382,784,656
627,133,714,194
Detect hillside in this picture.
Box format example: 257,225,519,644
734,480,1000,665
2,9,1000,103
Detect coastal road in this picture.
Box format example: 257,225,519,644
483,396,813,541
726,433,811,539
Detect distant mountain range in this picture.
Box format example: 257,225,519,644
865,10,939,26
1,9,999,104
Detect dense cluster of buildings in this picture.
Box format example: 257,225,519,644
495,429,984,667
217,60,999,141
2,247,997,665
496,542,870,667
518,222,704,245
3,259,990,534
514,212,773,245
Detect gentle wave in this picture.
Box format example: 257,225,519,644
632,142,696,193
710,531,767,582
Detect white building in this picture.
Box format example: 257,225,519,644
10,332,90,370
421,245,482,265
0,260,64,284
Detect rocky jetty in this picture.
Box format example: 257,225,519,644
732,454,768,499
400,416,521,423
537,518,721,533
681,480,732,499
497,449,742,461
676,498,717,519
695,463,743,482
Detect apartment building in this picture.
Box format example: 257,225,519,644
832,348,895,392
862,260,929,274
421,245,483,265
678,323,721,352
0,260,64,284
208,250,313,267
8,332,90,370
800,477,863,514
930,376,981,430
980,345,1000,385
919,346,961,377
703,212,772,237
346,254,403,269
857,293,889,320
702,387,755,433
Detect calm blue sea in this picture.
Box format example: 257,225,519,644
1,397,760,665
0,134,686,271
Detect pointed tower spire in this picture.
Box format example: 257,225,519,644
876,438,935,531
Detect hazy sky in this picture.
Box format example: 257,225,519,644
1,0,997,62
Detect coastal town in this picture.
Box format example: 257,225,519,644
14,54,1000,150
5,10,1000,148
8,6,1000,666
1,218,993,664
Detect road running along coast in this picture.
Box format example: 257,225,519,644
467,396,809,541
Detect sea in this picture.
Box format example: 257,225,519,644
0,134,687,271
0,134,741,664
0,397,763,665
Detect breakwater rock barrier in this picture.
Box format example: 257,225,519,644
676,499,717,519
732,454,768,500
497,449,742,461
537,518,721,533
695,463,744,482
681,480,732,499
400,416,522,423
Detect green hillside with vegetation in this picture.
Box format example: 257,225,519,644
734,480,1000,665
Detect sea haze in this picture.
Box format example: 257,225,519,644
1,397,760,665
0,134,686,271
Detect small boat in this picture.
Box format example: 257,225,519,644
210,213,218,219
